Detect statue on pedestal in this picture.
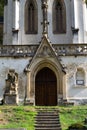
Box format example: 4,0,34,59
5,69,18,94
4,69,18,104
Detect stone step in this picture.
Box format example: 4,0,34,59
37,112,59,116
36,113,59,116
37,113,59,116
35,126,61,130
35,123,61,127
36,108,59,112
36,110,59,113
36,118,60,121
35,108,62,130
36,116,59,120
35,126,61,128
35,120,60,124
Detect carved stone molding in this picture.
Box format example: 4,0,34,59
0,45,38,57
0,44,87,57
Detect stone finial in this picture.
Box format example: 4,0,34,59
42,0,48,9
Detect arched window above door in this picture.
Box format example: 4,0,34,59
25,0,38,34
53,0,66,34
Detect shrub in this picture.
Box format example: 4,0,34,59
68,123,87,130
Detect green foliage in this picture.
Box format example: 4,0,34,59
69,122,87,129
85,0,87,5
59,105,87,130
0,0,4,16
0,105,87,130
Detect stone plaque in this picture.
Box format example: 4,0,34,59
76,80,84,85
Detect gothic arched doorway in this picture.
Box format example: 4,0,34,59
35,67,57,106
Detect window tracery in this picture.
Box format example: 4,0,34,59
25,0,38,34
53,0,66,34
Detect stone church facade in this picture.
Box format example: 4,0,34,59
0,0,87,105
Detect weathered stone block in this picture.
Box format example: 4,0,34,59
4,94,17,104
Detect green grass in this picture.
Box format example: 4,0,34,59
0,106,37,130
59,105,87,130
0,105,87,130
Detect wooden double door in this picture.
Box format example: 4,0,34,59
35,67,57,106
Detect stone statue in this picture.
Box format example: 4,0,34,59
5,70,18,94
41,0,49,36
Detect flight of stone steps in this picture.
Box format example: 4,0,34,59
35,108,62,130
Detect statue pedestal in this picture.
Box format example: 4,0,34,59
4,69,18,105
4,93,18,105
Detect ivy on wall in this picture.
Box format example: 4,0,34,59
0,0,4,16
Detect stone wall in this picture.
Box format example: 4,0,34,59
0,44,87,104
0,57,30,104
0,55,87,105
18,0,73,44
61,56,87,105
3,0,87,45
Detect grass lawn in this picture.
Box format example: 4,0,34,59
0,105,87,130
59,105,87,130
0,106,37,130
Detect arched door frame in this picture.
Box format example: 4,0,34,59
35,67,57,106
26,60,64,105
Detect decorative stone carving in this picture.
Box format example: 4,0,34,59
0,45,38,57
52,44,87,56
4,69,18,104
41,0,49,36
37,45,53,57
0,44,87,57
5,69,18,94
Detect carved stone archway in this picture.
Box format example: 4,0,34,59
26,60,65,105
25,36,66,105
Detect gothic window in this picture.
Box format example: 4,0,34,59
25,0,38,34
76,68,85,85
53,0,66,34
